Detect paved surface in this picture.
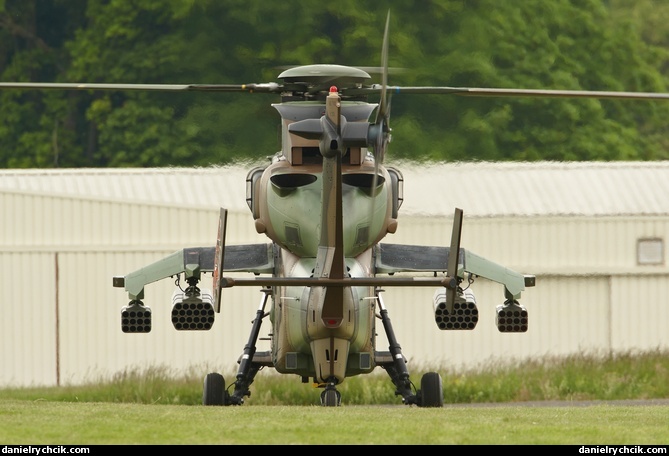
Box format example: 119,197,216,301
445,398,669,407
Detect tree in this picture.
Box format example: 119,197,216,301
388,0,669,161
1,0,669,167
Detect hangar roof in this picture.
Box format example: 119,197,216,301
1,161,668,217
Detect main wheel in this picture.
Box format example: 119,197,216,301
419,372,444,408
203,372,225,406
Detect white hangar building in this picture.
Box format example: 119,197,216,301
1,161,669,388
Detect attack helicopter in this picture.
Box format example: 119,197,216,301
3,12,669,407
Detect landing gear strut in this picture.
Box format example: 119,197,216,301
202,288,271,406
320,378,342,407
377,292,444,407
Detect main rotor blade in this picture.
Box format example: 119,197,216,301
0,82,282,93
349,85,669,100
371,10,391,166
6,82,667,100
376,11,390,126
369,11,392,228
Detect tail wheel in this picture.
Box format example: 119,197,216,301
203,372,226,406
321,388,341,407
419,372,444,408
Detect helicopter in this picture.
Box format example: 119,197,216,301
4,12,669,407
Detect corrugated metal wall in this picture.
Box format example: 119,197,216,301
1,189,265,387
2,187,669,387
381,215,669,371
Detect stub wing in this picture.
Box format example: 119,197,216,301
374,243,535,298
113,244,274,300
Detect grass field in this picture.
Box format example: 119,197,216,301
2,350,669,445
2,399,668,445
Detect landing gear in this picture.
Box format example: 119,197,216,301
320,379,342,407
203,285,444,407
203,372,225,406
376,292,444,407
419,371,444,407
202,289,271,406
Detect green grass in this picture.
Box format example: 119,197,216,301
4,349,667,406
2,349,669,444
2,400,668,445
